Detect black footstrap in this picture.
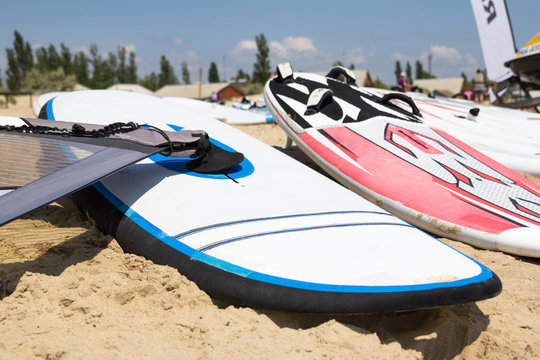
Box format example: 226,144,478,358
187,143,244,174
378,93,422,118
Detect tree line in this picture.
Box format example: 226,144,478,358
394,59,436,85
2,30,273,94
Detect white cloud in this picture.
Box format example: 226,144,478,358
185,50,200,62
343,47,367,66
121,44,136,54
282,36,316,52
175,38,184,46
72,46,89,54
423,46,462,65
231,40,257,55
270,36,317,59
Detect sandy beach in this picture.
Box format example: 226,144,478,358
1,96,540,359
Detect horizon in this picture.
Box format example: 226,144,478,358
0,0,538,87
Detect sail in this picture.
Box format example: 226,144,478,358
0,117,243,227
470,0,517,82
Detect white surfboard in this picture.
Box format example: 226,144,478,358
162,96,274,125
32,90,501,313
264,65,540,258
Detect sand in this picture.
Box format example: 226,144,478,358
1,96,540,359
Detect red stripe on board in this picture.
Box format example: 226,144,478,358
298,127,540,234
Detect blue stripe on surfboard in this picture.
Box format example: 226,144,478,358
92,181,494,293
175,210,396,239
46,98,56,120
46,98,495,293
197,222,414,252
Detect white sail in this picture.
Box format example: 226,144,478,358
470,0,517,82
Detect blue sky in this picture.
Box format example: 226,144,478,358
0,0,538,86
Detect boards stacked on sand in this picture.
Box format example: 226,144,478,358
30,89,501,313
162,96,274,125
232,98,274,123
264,63,540,258
384,90,540,175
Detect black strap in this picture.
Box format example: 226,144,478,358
187,143,244,174
0,121,140,137
378,93,422,117
326,66,357,86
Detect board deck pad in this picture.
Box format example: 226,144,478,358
376,90,540,176
33,89,501,313
264,65,540,258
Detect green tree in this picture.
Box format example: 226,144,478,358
415,60,424,80
332,60,344,67
158,55,179,88
21,67,76,93
73,51,90,86
35,47,49,71
252,33,270,84
60,43,73,75
88,44,103,88
394,60,402,83
373,77,389,89
181,61,191,84
117,46,128,83
105,52,117,85
88,44,114,89
47,44,61,70
350,64,355,70
208,61,220,83
139,72,159,91
405,62,412,82
35,44,62,72
235,69,249,83
461,72,472,91
6,30,34,90
415,60,435,79
415,60,435,80
127,51,137,83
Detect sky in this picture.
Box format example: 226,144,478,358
0,0,538,86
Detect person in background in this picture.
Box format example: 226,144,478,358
397,72,412,92
210,91,222,103
472,69,487,103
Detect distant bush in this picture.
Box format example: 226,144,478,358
245,82,264,95
21,67,76,93
372,78,390,90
